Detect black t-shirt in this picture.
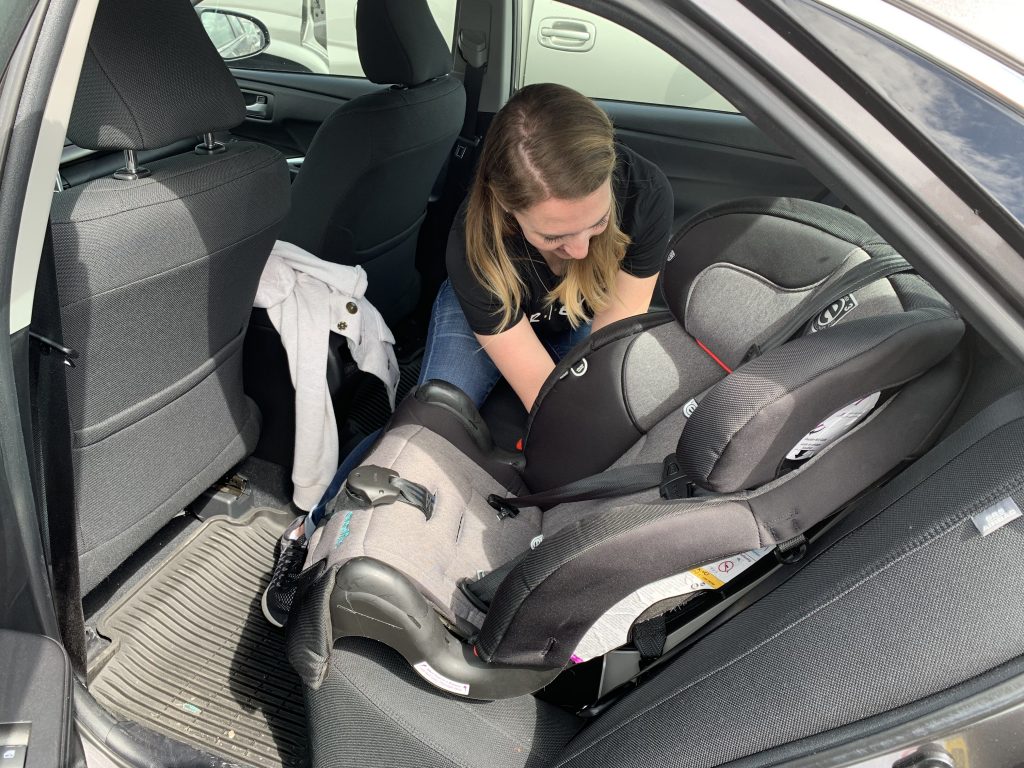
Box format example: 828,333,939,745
446,143,673,336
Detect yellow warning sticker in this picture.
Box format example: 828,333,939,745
689,548,773,589
691,568,724,588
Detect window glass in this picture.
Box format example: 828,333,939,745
788,0,1024,233
520,0,737,112
196,0,458,77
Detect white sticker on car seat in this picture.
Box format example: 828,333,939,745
413,661,470,696
809,294,858,333
683,398,699,418
786,392,880,461
570,546,774,663
972,497,1022,537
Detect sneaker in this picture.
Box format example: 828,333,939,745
261,537,309,628
279,513,308,547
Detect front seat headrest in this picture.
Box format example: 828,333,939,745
68,0,245,151
357,0,453,86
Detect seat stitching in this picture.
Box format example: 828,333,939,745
55,149,281,224
58,217,282,311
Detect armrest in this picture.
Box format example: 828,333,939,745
0,630,74,768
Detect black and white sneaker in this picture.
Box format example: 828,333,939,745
261,537,309,628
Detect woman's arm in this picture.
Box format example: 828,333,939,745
591,270,660,333
476,316,556,411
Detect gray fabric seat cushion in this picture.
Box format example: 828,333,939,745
306,424,542,629
307,638,582,768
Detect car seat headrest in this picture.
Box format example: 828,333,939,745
67,0,245,151
357,0,453,86
679,273,964,493
662,198,907,370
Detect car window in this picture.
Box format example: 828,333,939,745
195,0,458,77
519,0,737,112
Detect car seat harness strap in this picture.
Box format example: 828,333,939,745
742,252,914,364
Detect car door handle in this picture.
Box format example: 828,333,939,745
240,88,273,120
537,18,596,52
245,102,270,119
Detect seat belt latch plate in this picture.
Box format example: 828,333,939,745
347,466,402,507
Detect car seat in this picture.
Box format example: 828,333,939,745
279,0,466,327
287,198,967,700
48,0,289,593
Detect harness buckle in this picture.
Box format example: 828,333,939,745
345,466,435,520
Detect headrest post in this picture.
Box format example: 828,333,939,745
113,149,151,181
195,132,227,155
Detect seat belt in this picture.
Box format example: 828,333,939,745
448,28,488,192
457,30,487,144
486,458,677,518
422,27,489,294
488,255,914,517
742,252,913,363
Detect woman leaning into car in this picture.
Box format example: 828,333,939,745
418,82,674,410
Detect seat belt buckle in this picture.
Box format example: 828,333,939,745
487,493,520,520
659,455,693,500
453,135,480,160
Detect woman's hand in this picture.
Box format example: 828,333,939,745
475,316,556,412
591,270,660,333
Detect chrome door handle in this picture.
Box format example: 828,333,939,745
537,18,596,52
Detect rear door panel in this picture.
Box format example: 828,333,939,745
524,0,832,228
603,101,830,228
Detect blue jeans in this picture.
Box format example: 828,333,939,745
417,279,591,408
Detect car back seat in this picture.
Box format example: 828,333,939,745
298,385,1024,768
288,198,967,700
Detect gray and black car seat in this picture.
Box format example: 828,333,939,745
47,0,289,593
280,0,466,326
286,198,969,703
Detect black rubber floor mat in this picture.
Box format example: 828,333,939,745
342,351,422,445
88,508,307,768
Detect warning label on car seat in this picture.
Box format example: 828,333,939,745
413,661,470,696
570,546,774,663
786,392,880,461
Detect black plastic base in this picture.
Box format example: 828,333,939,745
330,557,560,700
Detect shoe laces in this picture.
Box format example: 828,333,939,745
270,539,307,590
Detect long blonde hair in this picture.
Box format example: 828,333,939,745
465,83,631,331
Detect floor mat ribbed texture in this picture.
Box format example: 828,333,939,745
88,508,307,767
342,351,422,443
